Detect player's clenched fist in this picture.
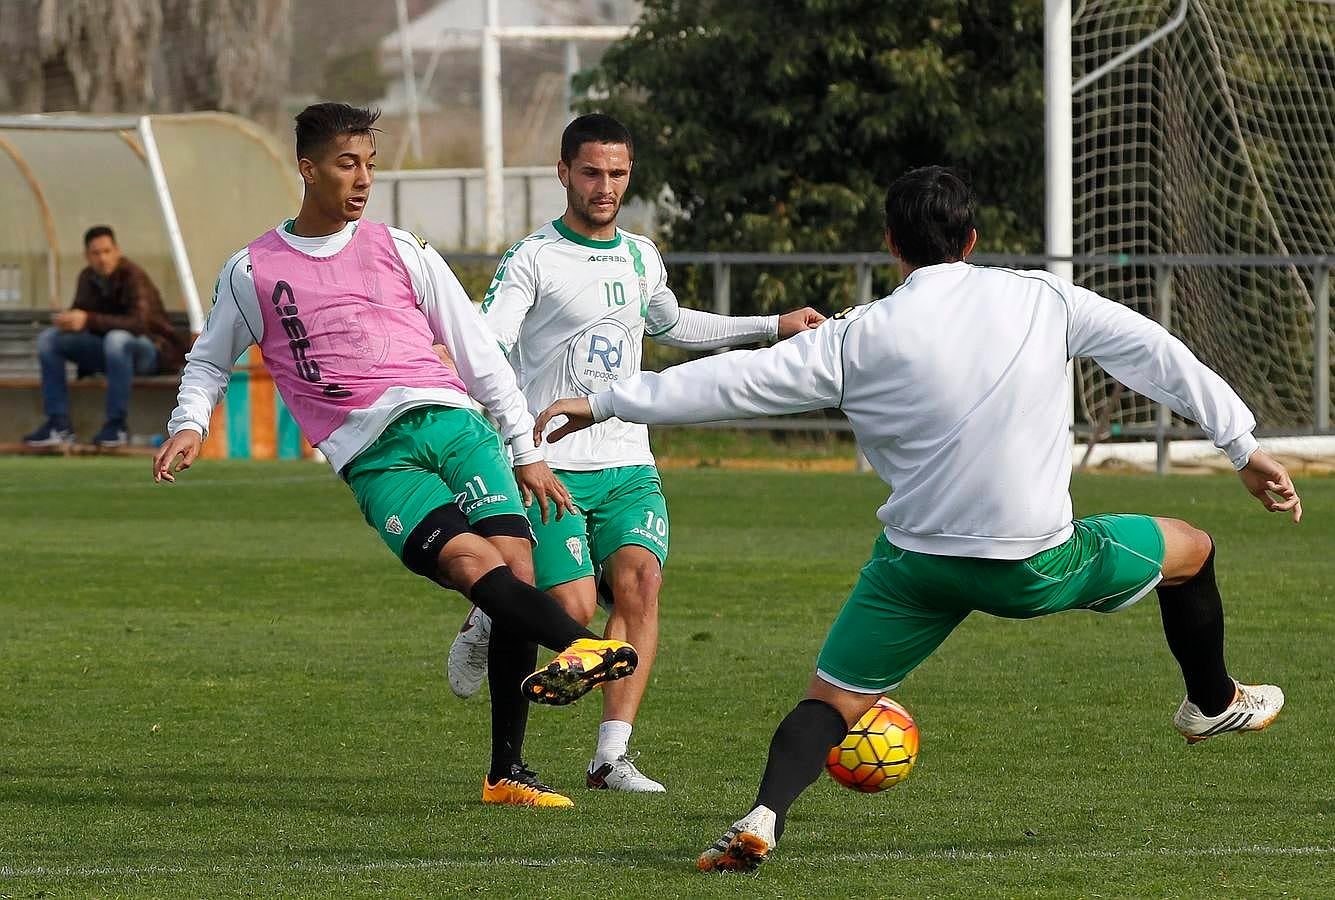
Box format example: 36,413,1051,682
777,307,826,338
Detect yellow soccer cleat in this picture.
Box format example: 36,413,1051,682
482,763,574,808
521,638,638,706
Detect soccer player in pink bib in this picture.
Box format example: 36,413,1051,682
153,103,638,808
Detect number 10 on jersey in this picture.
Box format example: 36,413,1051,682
600,278,628,307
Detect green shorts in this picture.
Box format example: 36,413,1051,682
343,406,528,564
528,465,669,591
816,514,1166,693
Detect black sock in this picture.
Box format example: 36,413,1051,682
754,699,848,841
1156,545,1234,716
468,565,596,652
487,621,539,783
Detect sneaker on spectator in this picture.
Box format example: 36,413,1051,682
92,419,129,448
24,418,76,447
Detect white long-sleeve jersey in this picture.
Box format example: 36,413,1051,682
588,261,1259,559
167,221,542,472
481,218,778,470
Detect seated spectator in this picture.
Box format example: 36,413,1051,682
24,226,189,448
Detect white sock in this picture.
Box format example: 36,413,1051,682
594,719,633,765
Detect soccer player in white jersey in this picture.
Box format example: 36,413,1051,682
152,103,640,809
446,114,825,792
535,166,1301,869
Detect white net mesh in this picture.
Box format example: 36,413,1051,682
1071,0,1335,435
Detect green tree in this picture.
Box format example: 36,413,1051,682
579,0,1044,313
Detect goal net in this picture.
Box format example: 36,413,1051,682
1070,0,1334,439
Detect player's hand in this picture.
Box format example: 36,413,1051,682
1237,449,1302,523
53,309,88,332
514,460,576,523
534,397,595,445
153,430,202,483
777,306,826,338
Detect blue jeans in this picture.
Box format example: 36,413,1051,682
38,327,159,422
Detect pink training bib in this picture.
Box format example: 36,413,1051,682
247,220,467,445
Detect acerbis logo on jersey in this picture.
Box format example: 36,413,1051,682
587,254,628,263
569,318,637,393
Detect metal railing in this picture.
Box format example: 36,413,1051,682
369,167,657,250
446,249,1335,471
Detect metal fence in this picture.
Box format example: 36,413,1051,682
446,249,1335,472
368,167,657,250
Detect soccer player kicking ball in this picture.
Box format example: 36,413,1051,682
445,113,824,794
535,166,1301,869
152,103,638,809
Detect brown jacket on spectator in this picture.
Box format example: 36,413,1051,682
72,258,189,374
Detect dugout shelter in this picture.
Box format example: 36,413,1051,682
0,112,306,458
0,112,300,333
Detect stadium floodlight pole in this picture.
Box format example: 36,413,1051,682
138,116,203,334
1045,0,1075,454
395,0,423,166
480,18,633,250
565,40,580,124
482,0,504,250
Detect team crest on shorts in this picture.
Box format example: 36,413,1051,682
385,514,404,536
566,537,584,564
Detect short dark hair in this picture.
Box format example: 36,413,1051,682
560,113,634,165
294,102,382,161
883,166,976,267
84,225,115,247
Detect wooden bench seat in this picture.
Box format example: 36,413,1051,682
0,308,190,384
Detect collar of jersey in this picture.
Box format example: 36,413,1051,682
551,217,621,249
283,218,357,238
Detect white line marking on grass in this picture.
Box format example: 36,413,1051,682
0,475,333,494
1,845,1331,879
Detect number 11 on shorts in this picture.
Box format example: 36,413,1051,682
464,475,488,501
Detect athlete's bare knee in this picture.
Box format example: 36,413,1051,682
489,535,535,584
609,565,661,620
607,550,662,618
550,579,597,626
438,535,505,593
804,674,879,729
1156,517,1213,586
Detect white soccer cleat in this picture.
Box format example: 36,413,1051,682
1173,680,1284,743
446,606,492,699
696,805,778,873
586,753,666,793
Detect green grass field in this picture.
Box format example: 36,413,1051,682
1,457,1331,898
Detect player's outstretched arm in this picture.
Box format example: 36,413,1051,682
1067,284,1258,468
537,321,847,446
648,303,825,351
155,251,257,484
153,430,202,483
1237,449,1302,523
